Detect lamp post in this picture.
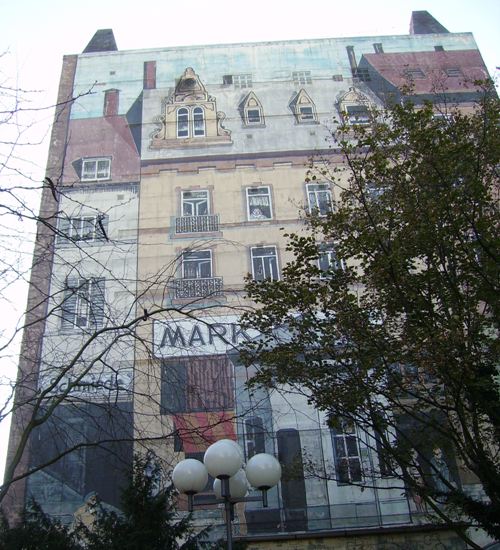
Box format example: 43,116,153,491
172,439,281,550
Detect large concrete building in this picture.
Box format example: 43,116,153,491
4,11,491,548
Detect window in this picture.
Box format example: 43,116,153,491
58,214,108,243
331,418,362,484
299,106,314,120
246,186,272,220
290,89,318,124
307,183,332,216
193,107,205,136
177,107,189,138
404,68,426,79
251,246,279,281
345,105,370,125
81,158,111,181
445,67,462,77
233,74,253,88
182,190,209,216
182,250,212,279
245,417,265,459
352,68,371,82
223,74,253,88
61,278,105,331
241,92,265,127
318,247,344,276
176,106,205,138
292,71,312,85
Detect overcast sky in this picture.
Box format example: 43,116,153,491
0,0,498,477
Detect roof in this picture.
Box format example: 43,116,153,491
83,29,117,53
410,11,449,34
361,50,489,94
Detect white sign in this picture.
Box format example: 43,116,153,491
40,369,134,400
153,315,259,357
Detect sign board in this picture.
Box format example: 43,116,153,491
153,315,259,357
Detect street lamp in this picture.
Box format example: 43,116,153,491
172,439,281,550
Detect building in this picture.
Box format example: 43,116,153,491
3,11,491,548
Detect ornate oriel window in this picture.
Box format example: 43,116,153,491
151,67,231,148
289,89,318,124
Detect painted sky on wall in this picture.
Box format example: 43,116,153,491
0,0,498,477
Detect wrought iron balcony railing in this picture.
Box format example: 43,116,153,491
175,215,220,234
174,277,223,299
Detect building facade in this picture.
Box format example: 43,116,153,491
4,11,490,547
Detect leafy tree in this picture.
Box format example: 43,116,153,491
242,83,499,545
76,453,217,550
0,500,80,550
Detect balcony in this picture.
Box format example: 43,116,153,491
175,214,219,234
174,277,223,299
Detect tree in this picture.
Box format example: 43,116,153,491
242,83,500,545
0,499,80,550
76,453,216,550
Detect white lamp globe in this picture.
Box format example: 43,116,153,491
204,439,243,479
246,453,282,489
172,459,208,494
213,469,249,500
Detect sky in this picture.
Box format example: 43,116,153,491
0,0,498,477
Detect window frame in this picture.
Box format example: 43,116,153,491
81,158,111,182
345,105,371,125
176,106,205,138
306,183,332,216
58,214,108,244
246,186,273,221
317,246,344,277
331,418,363,485
181,190,210,217
251,246,279,281
61,277,106,331
181,250,213,279
292,71,312,85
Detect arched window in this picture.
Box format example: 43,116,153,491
177,107,189,138
193,107,205,136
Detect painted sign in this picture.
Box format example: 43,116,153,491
153,315,259,357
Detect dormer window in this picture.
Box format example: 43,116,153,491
240,92,265,127
176,106,205,138
345,105,370,125
290,89,318,124
193,107,205,136
81,158,111,181
151,67,232,148
338,87,374,127
177,108,189,138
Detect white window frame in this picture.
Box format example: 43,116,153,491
182,250,213,279
345,105,371,125
318,246,344,277
246,186,272,221
181,190,209,216
233,74,253,89
58,214,108,243
331,418,363,485
292,71,312,85
176,106,205,138
306,183,332,216
251,246,279,281
81,158,111,181
193,106,205,137
61,278,105,331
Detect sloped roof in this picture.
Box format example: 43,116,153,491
83,29,117,53
362,50,489,94
410,11,449,34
